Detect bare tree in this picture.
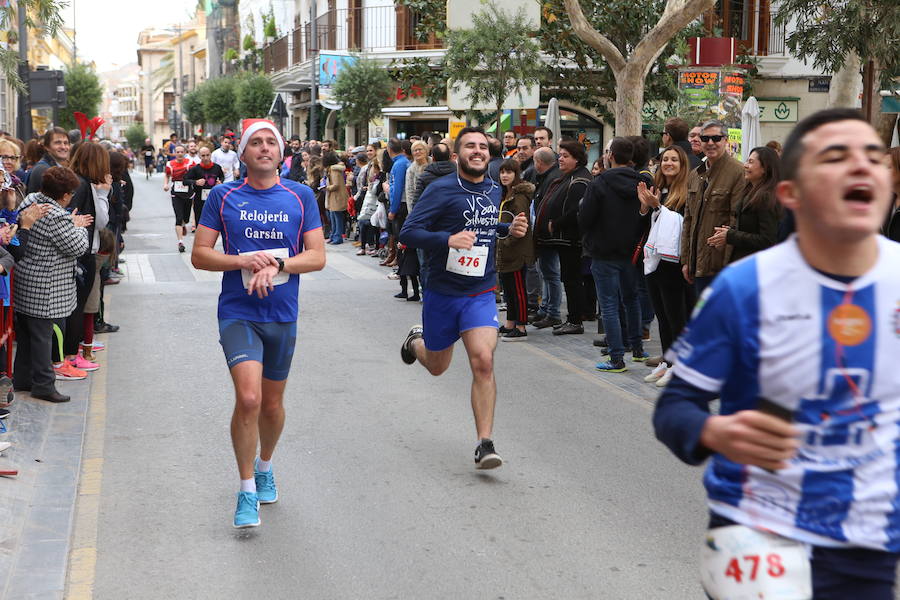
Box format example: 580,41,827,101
563,0,715,136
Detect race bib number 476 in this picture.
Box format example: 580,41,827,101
446,246,488,277
700,525,811,600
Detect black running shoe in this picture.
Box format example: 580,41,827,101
474,439,503,470
401,325,423,365
500,328,527,342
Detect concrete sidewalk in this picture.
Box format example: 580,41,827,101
0,373,94,599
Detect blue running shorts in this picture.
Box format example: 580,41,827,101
422,290,499,351
218,319,297,381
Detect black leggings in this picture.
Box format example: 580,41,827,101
400,275,419,297
63,254,96,356
499,267,528,325
172,194,192,226
192,196,205,226
558,245,589,325
646,260,695,359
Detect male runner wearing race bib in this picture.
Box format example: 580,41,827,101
654,108,900,598
399,127,528,470
192,119,325,528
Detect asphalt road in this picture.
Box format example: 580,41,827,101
85,170,708,599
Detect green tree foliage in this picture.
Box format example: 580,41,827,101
443,3,543,135
183,87,206,126
202,76,239,128
58,63,103,131
330,57,395,130
235,74,275,119
776,0,899,88
125,124,149,150
0,0,65,90
395,0,446,42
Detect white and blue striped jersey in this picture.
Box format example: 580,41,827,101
670,235,900,551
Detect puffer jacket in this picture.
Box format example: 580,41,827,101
680,155,745,278
325,164,348,212
359,170,385,221
534,166,592,247
496,181,536,272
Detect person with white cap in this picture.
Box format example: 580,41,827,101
191,119,325,528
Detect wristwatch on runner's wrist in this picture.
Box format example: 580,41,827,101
275,257,285,272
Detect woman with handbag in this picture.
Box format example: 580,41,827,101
637,145,695,386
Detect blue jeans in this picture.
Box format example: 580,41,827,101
591,258,643,363
328,210,345,244
537,246,562,319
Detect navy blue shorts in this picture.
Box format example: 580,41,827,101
422,289,499,351
218,319,297,381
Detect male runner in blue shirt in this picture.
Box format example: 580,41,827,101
654,109,900,597
399,127,528,469
192,119,325,528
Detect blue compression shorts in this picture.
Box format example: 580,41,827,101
422,289,499,352
218,319,297,381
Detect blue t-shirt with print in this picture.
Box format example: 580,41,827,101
198,177,321,322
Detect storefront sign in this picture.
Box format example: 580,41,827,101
808,77,831,93
758,99,799,122
449,121,466,139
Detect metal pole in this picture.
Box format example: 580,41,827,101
309,1,318,140
16,0,32,140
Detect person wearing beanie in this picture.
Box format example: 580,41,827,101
191,119,326,528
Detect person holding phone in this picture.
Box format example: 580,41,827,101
654,109,900,599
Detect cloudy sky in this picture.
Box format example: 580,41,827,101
62,0,198,72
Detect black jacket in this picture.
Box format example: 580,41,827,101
535,166,592,247
68,175,97,257
532,166,561,213
26,155,59,195
287,152,306,183
726,190,781,263
411,161,455,208
578,166,645,261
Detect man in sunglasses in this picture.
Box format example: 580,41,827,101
680,120,745,296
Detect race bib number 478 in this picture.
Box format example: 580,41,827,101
700,525,811,600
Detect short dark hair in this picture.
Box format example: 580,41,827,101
387,138,402,154
781,108,869,181
430,142,451,162
41,127,68,152
453,127,488,154
608,137,634,166
534,126,553,140
488,137,502,158
626,135,650,170
400,139,412,157
322,151,340,168
499,158,522,188
664,117,690,142
517,135,535,148
558,139,587,167
41,166,80,200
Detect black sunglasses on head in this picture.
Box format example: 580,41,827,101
700,135,725,143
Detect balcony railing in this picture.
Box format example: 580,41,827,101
263,5,442,74
756,10,786,56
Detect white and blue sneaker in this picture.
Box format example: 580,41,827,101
233,491,260,528
254,460,278,504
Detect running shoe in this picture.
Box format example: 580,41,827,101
69,355,100,372
90,340,106,352
656,368,674,387
595,360,627,373
501,329,528,342
394,292,408,299
552,322,584,335
400,325,423,365
532,317,562,329
632,350,650,362
0,407,9,419
178,242,185,253
254,461,278,504
474,439,503,470
644,363,667,383
498,326,513,336
233,491,260,528
54,363,87,381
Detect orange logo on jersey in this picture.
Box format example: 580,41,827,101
828,304,872,346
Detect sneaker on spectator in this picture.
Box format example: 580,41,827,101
632,350,650,362
532,316,562,329
95,321,120,333
644,363,668,383
0,407,9,419
656,368,674,387
596,360,627,373
552,322,584,335
0,441,10,453
645,355,663,368
69,355,100,372
501,329,528,342
90,340,105,352
55,363,87,380
593,335,608,348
